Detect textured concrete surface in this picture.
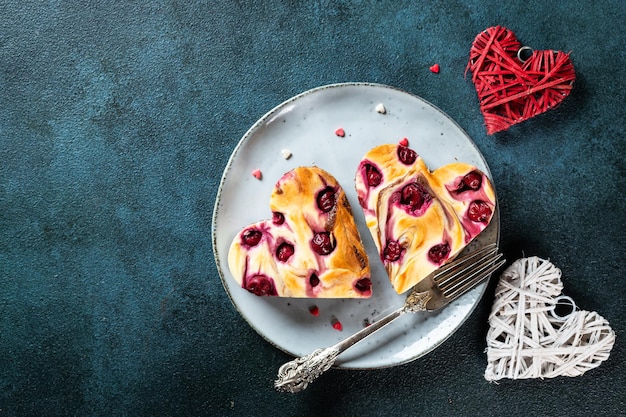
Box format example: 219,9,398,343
1,1,624,416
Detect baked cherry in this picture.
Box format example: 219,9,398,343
311,232,335,255
397,146,417,165
428,243,450,264
355,278,372,293
467,200,492,223
272,211,285,225
309,273,320,287
400,183,429,211
241,229,262,247
317,186,336,213
276,242,294,262
459,171,482,191
245,275,274,296
383,240,402,262
364,163,382,187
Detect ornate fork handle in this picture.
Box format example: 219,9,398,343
274,289,432,392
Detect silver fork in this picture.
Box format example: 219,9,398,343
274,243,505,393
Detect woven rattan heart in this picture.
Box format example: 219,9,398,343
467,26,576,134
485,257,615,381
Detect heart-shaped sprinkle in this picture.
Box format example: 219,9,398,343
331,318,343,331
485,257,615,380
334,128,345,137
309,305,320,316
398,137,409,147
375,103,386,114
466,26,575,134
429,63,440,73
251,169,262,180
280,149,292,159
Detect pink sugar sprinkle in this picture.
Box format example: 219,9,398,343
334,128,345,137
399,137,409,147
430,63,440,73
331,318,343,331
251,169,262,180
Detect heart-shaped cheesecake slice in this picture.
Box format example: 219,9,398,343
228,166,371,298
355,144,496,294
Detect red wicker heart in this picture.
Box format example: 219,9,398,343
466,26,576,135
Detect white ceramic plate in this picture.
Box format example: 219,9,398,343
212,83,500,369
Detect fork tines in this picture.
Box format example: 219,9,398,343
433,243,505,300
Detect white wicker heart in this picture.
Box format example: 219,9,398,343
485,257,615,381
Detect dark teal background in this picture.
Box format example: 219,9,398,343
1,1,624,416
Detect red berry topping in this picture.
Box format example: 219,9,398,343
309,273,320,287
276,242,295,262
245,275,274,296
332,319,343,331
428,243,450,264
397,146,417,165
241,229,262,247
355,278,372,293
400,183,429,211
383,240,403,262
364,163,382,188
272,211,285,225
309,305,320,316
460,171,482,191
316,186,336,213
467,200,492,223
311,232,335,255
